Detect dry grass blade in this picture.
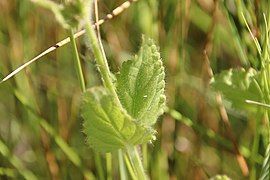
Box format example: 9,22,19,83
246,100,270,109
0,0,139,84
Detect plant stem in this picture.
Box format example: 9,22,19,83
250,112,261,180
118,149,127,180
127,146,147,180
94,152,105,180
0,139,37,180
106,153,112,180
142,144,148,170
124,154,137,180
70,28,97,180
69,29,86,92
84,14,120,105
83,4,146,180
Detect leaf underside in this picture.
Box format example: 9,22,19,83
116,37,166,125
82,87,154,152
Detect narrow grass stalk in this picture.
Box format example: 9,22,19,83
126,146,147,180
0,167,16,178
221,3,249,65
118,149,127,180
69,29,86,92
142,144,148,170
259,143,270,180
1,1,140,84
106,153,112,180
17,102,95,179
69,28,97,180
94,152,105,180
124,154,137,180
0,139,37,180
8,80,93,178
250,120,260,180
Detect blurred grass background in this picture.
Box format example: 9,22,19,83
0,0,269,179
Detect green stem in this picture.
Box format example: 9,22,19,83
118,149,127,180
124,154,137,180
250,114,261,180
142,144,148,170
106,153,112,180
0,139,37,180
69,29,86,92
84,14,120,105
83,4,146,180
70,28,97,180
126,146,147,180
94,152,105,180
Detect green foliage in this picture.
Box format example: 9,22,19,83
0,72,3,81
81,37,165,152
210,174,231,180
32,0,86,29
0,139,37,180
210,68,262,113
116,37,166,125
60,0,85,28
0,167,16,178
259,143,270,180
4,0,270,179
81,87,155,152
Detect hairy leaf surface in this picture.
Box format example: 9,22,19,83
116,37,166,125
81,87,155,152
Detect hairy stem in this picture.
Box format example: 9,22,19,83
127,146,147,180
83,3,146,180
118,149,127,180
84,12,120,105
124,154,137,180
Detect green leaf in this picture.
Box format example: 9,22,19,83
81,87,155,152
210,68,262,113
116,37,166,125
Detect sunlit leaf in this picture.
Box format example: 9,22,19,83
116,37,166,125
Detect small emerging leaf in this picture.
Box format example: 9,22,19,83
81,87,155,152
116,37,166,125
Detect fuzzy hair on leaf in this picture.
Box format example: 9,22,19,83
81,87,155,152
116,36,166,126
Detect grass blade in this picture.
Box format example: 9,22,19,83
0,139,38,180
0,0,139,84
